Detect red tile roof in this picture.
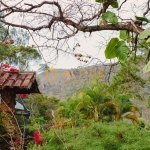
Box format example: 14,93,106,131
0,71,40,94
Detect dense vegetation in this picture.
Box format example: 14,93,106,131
28,121,150,150
19,59,150,150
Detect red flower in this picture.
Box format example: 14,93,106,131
18,94,27,99
74,54,77,57
14,139,20,147
33,131,42,146
9,39,14,44
10,67,18,72
10,68,15,72
26,140,31,143
2,63,10,68
4,41,9,44
21,94,27,99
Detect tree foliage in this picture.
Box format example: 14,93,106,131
0,12,41,70
0,42,41,70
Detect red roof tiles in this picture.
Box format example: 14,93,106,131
0,71,40,94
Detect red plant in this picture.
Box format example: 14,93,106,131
2,63,10,68
14,139,20,147
33,131,42,146
21,94,27,99
18,94,27,99
74,54,77,57
10,67,18,72
26,140,31,143
9,38,14,44
0,63,19,74
4,41,9,44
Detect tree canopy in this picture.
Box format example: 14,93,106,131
0,22,41,70
0,0,150,69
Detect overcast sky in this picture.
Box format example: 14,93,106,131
47,0,145,69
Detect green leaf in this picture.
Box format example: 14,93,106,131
146,38,150,43
104,11,118,24
105,38,119,59
93,86,100,94
105,38,129,63
120,30,129,40
115,41,129,63
135,16,150,23
143,61,150,73
139,27,150,39
77,92,85,99
95,0,118,8
86,90,98,99
110,1,118,8
95,0,103,3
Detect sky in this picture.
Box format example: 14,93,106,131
40,0,145,70
35,31,113,69
3,0,147,70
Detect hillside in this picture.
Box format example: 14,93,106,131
37,64,119,100
36,64,150,123
37,63,150,99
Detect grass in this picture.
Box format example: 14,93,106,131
27,120,150,150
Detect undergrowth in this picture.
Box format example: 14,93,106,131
27,120,150,150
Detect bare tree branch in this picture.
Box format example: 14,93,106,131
0,17,144,34
118,0,127,11
143,0,150,16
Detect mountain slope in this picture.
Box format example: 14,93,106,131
37,64,118,99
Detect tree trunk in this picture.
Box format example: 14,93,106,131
0,90,22,150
